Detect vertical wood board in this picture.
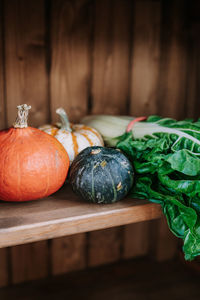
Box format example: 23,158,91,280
130,0,161,116
0,0,10,288
50,0,92,122
89,0,132,266
0,248,8,288
157,0,188,119
4,0,49,285
50,0,93,275
149,217,178,261
51,234,86,275
11,241,48,284
123,222,150,259
4,0,49,127
0,0,6,129
186,0,200,119
150,0,188,260
91,0,132,114
126,0,162,260
88,227,122,267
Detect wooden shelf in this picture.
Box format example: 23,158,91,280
0,185,162,248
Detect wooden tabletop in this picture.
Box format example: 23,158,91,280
0,185,162,248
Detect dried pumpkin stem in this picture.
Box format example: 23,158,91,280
13,104,31,128
56,108,72,132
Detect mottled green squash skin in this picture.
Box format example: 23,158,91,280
69,146,134,204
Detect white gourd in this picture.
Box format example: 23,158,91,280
39,108,104,164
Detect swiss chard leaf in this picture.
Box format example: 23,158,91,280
117,116,200,260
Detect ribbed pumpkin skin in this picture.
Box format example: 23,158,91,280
0,127,69,202
39,124,104,164
70,146,134,204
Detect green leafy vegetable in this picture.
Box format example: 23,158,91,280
117,116,200,260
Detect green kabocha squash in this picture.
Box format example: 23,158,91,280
69,146,134,204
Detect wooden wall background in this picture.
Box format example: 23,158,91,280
0,0,199,287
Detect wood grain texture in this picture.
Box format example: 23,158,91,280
0,185,161,249
50,0,93,276
186,0,200,119
89,0,133,268
0,1,8,288
157,0,188,119
126,0,162,260
4,0,48,127
11,241,48,284
130,0,161,116
91,0,132,114
88,227,122,267
50,0,92,122
123,222,150,259
0,0,6,130
149,0,187,260
0,248,8,287
51,234,86,275
4,0,49,285
150,217,178,261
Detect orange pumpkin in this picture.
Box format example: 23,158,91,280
0,104,69,202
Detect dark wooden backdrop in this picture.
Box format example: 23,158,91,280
0,0,199,287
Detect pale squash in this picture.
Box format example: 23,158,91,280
39,108,104,164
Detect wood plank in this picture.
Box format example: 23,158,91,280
50,0,93,276
130,0,161,116
88,227,122,267
150,0,187,260
90,0,132,268
4,0,49,127
51,234,86,275
127,0,162,259
123,222,150,259
157,0,188,119
186,29,200,119
149,217,178,261
0,0,9,288
0,248,8,287
0,0,6,130
91,0,132,114
4,0,49,285
50,0,92,122
0,185,162,249
11,241,48,284
186,1,200,119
